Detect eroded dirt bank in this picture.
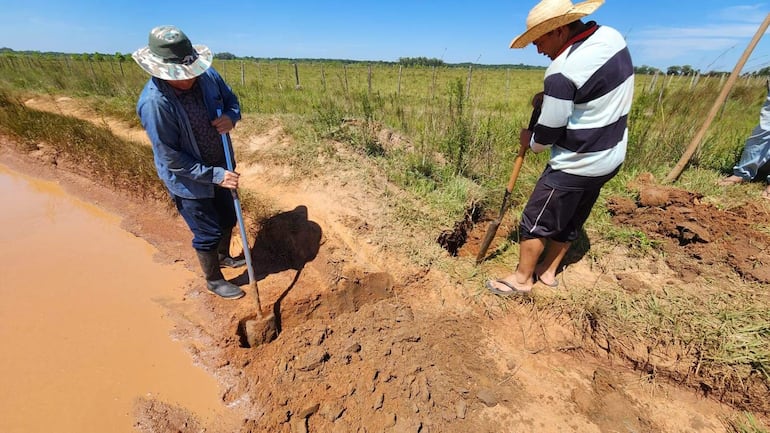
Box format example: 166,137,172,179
4,97,769,432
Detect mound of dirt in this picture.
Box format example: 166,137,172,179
227,300,515,433
607,184,770,283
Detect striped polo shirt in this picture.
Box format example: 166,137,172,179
531,23,634,189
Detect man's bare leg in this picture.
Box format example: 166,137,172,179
535,240,570,286
487,237,544,293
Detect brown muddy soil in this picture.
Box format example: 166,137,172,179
607,177,770,285
5,96,770,432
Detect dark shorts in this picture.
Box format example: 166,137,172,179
519,178,602,243
173,186,237,251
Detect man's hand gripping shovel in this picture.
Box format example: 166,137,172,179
217,109,277,347
475,105,541,264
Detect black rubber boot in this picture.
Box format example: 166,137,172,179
217,230,246,268
195,250,245,300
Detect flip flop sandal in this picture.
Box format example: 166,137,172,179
534,273,559,288
485,279,531,296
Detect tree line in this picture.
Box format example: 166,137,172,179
5,48,769,76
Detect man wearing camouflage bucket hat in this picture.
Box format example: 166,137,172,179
486,0,634,296
134,25,247,300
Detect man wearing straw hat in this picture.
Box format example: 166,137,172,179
486,0,634,296
133,25,247,300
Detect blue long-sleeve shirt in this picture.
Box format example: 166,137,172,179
137,67,241,199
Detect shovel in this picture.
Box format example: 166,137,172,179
217,109,277,347
475,106,540,264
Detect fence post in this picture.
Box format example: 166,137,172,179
505,68,510,95
657,81,665,107
367,64,372,95
648,71,658,93
665,73,674,88
465,65,473,99
294,62,301,89
255,61,261,91
321,64,326,92
88,59,97,83
241,62,245,86
395,65,402,98
275,63,281,90
343,64,349,95
431,66,437,100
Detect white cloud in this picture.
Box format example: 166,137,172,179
715,4,768,23
628,4,770,70
639,23,761,39
630,37,738,70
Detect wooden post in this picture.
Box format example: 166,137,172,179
255,61,261,90
321,64,326,92
431,66,437,100
666,73,674,88
465,65,473,99
397,65,402,97
88,59,97,83
343,64,349,95
275,63,281,90
648,71,658,93
665,13,770,183
367,65,372,95
294,62,301,89
241,62,245,86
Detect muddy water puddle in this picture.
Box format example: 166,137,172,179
0,164,231,432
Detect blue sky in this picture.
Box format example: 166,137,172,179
1,1,769,73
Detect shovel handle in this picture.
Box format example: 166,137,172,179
217,110,260,311
475,107,540,264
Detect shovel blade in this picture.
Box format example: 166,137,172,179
238,312,278,348
476,219,501,264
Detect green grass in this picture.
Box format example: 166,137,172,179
728,412,770,433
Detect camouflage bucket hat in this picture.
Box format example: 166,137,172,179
132,25,213,80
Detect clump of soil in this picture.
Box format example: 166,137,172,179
607,183,770,283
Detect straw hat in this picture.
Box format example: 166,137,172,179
509,0,604,49
132,25,213,80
